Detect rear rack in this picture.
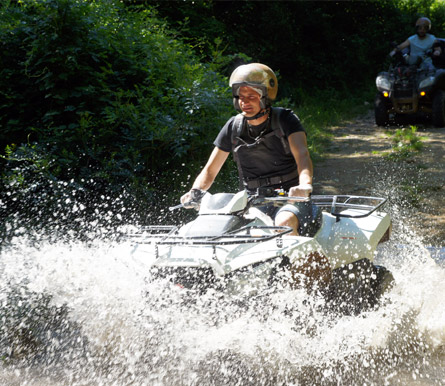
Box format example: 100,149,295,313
128,225,293,246
251,194,387,220
311,195,387,220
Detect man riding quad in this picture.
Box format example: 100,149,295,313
180,63,331,287
389,17,438,70
375,17,445,126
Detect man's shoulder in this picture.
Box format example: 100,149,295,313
426,33,436,41
216,115,238,139
213,115,237,152
273,107,300,122
272,107,296,119
222,115,237,129
272,107,304,134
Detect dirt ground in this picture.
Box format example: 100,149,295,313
313,111,445,246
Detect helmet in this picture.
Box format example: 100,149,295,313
229,63,278,111
415,17,431,31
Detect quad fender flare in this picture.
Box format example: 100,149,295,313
433,69,445,90
432,89,445,127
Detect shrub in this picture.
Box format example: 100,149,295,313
0,0,233,238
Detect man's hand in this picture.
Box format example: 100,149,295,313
180,191,193,205
180,189,206,209
289,184,313,198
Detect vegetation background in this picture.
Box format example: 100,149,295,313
1,0,445,240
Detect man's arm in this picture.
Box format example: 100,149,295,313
180,147,229,204
390,39,410,56
287,131,313,197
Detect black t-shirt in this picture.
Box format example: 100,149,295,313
213,108,306,188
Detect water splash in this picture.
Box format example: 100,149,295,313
1,161,444,385
0,228,444,385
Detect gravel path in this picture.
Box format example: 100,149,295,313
313,111,445,245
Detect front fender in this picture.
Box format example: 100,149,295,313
433,69,445,90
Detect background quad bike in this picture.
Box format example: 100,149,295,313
375,44,445,127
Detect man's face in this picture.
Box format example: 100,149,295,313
238,86,262,117
416,24,428,37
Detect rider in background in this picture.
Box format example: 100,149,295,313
389,17,439,70
180,63,331,287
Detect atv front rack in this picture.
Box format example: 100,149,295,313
127,195,387,246
311,195,387,220
128,225,293,246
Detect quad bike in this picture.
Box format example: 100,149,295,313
128,189,394,314
374,46,445,127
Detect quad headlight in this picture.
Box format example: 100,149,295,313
376,75,391,92
419,76,435,90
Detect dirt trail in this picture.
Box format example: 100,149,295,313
313,111,445,245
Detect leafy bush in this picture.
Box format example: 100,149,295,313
1,0,232,170
385,125,425,161
0,0,233,238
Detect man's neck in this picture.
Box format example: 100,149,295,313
245,110,269,126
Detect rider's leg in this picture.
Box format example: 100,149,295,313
274,210,299,235
275,209,332,289
274,202,314,236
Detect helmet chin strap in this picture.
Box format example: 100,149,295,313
245,108,270,121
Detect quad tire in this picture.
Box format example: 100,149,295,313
432,89,445,127
374,94,390,126
327,258,394,315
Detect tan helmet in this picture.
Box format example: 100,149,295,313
229,63,278,111
415,17,431,30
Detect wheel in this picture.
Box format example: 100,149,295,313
326,259,394,315
374,94,390,126
345,264,393,314
432,89,445,127
366,265,394,306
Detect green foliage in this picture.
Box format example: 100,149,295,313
152,0,445,99
0,0,236,240
1,0,444,239
385,125,425,160
0,0,232,173
151,1,408,96
0,0,233,232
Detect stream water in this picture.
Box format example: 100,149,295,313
1,206,444,385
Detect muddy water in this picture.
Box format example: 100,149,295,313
0,220,444,385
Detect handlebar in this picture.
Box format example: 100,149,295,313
171,189,387,219
169,189,207,211
171,188,310,212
